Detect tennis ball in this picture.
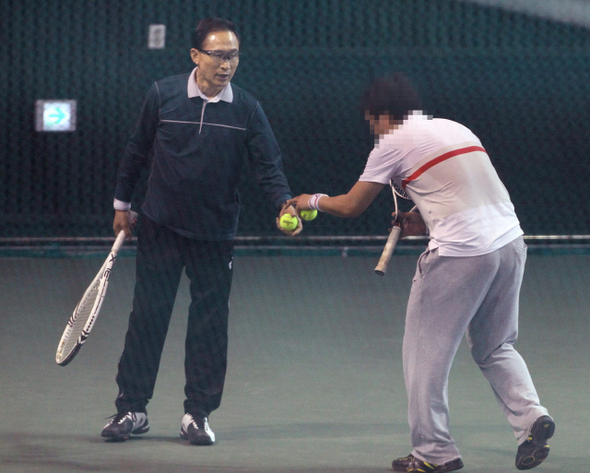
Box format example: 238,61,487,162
300,209,318,221
279,213,298,231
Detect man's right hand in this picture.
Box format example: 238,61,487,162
397,210,427,239
113,210,138,239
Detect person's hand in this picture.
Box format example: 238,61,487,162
396,210,427,239
286,194,312,212
113,210,138,239
276,203,303,236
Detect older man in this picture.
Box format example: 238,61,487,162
101,17,299,444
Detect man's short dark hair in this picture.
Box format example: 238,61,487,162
192,17,240,50
362,73,423,122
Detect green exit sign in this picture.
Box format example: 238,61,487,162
35,100,77,132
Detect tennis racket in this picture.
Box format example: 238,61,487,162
374,180,415,276
56,229,127,366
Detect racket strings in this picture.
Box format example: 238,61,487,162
392,181,412,200
390,180,411,224
60,280,101,355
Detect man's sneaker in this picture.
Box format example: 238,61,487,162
180,413,215,445
393,454,417,471
393,453,464,472
515,415,555,470
391,453,416,471
101,411,149,441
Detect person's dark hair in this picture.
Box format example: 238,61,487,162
191,18,240,50
362,73,423,122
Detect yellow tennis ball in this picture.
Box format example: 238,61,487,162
279,213,298,231
300,209,317,221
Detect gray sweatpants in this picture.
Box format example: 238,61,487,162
403,236,549,464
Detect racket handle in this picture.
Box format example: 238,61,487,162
374,225,401,276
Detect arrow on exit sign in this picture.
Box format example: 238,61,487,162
35,100,77,132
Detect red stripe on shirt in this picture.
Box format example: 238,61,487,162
401,146,486,189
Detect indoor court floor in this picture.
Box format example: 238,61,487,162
1,252,588,473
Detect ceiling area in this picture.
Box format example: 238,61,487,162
460,0,590,28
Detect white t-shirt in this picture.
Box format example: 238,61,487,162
359,113,523,256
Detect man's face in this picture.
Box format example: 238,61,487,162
191,30,240,97
365,112,397,137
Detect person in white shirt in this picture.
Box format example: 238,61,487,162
288,73,554,473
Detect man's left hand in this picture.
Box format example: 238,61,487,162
276,203,303,236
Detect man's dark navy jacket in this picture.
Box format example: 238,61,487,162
115,72,292,240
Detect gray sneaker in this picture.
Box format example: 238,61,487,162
101,411,149,441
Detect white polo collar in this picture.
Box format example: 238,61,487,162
187,67,233,103
406,110,429,121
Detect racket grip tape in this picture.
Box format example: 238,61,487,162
374,226,401,276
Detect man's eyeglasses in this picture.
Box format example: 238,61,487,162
199,50,240,63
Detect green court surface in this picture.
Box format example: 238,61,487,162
1,254,588,472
